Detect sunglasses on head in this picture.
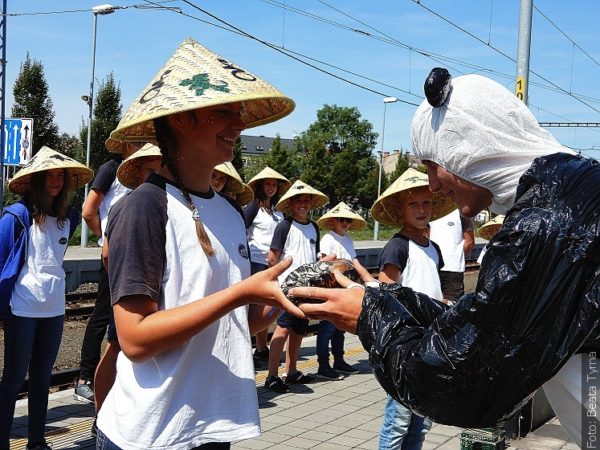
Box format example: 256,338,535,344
337,218,353,224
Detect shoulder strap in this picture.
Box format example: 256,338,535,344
311,221,321,254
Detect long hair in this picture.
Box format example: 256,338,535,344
253,179,282,211
154,115,215,256
23,169,71,227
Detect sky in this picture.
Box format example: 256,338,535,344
6,0,600,158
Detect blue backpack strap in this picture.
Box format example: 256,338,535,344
0,200,31,319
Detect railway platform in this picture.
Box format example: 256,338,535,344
8,334,576,450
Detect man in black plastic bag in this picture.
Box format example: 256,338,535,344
290,69,600,448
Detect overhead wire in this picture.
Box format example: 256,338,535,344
410,0,600,115
260,0,600,108
3,1,180,16
142,0,421,105
533,5,600,68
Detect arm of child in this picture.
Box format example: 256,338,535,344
379,264,401,284
114,257,301,362
82,189,104,238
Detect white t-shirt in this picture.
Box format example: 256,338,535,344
379,233,444,301
320,231,356,260
98,175,258,449
92,159,131,246
429,209,472,273
11,217,70,317
270,217,319,284
245,202,284,266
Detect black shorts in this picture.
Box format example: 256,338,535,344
277,311,309,336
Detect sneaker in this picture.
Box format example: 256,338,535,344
317,366,345,381
73,380,94,404
284,371,316,384
264,375,289,393
333,360,360,374
253,348,270,362
91,418,98,438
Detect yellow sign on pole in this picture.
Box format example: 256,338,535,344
515,76,526,102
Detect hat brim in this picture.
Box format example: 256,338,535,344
9,167,93,195
371,189,455,227
317,216,367,231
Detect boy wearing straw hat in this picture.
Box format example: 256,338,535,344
264,180,328,393
74,139,142,405
0,147,92,450
371,168,452,450
315,202,366,380
96,38,300,449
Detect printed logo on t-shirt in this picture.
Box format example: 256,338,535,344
59,237,68,245
238,244,249,259
447,221,455,226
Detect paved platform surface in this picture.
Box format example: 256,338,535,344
9,334,576,449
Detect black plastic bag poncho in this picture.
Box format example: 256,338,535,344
357,153,600,428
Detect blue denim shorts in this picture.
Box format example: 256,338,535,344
276,311,309,335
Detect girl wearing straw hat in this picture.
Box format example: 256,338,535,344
244,167,291,365
315,202,366,380
95,38,299,450
264,180,328,393
0,147,93,450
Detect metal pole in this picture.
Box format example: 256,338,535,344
515,0,533,105
81,12,99,247
0,0,7,211
373,102,388,241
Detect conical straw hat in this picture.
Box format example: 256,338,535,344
371,168,455,227
9,146,94,195
110,38,295,148
478,215,505,241
117,143,162,189
214,162,245,194
247,166,292,196
105,137,146,155
236,183,254,206
317,202,367,231
276,180,329,214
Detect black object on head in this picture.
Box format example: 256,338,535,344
424,68,452,107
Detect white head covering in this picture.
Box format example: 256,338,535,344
411,72,575,214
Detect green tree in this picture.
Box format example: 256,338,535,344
295,104,378,208
12,53,59,154
57,132,83,161
231,137,246,180
80,73,122,173
263,135,299,180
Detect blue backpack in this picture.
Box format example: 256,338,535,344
0,200,79,319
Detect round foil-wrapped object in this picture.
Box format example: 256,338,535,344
281,259,361,304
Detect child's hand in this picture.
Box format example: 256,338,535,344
241,257,305,318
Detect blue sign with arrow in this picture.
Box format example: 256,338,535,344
2,118,34,166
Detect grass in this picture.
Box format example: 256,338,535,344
348,223,397,241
